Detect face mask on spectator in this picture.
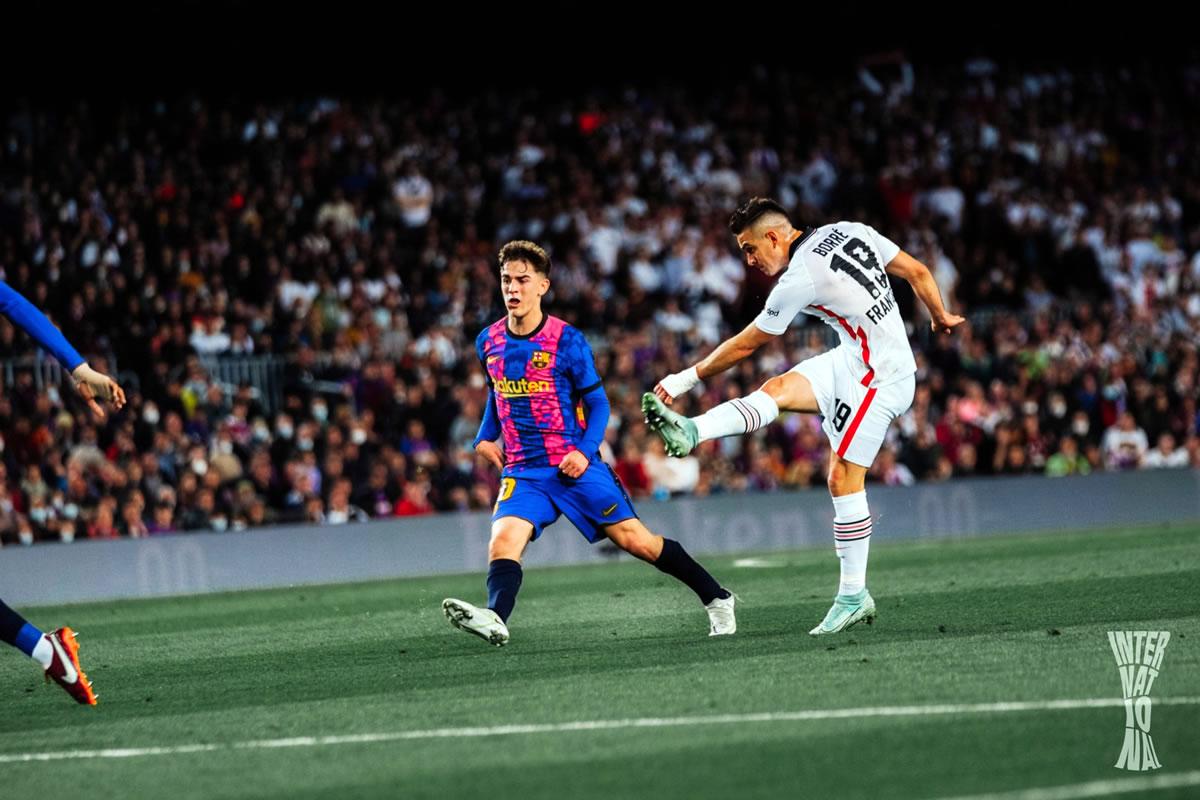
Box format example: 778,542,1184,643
328,509,349,524
1050,400,1067,418
312,403,328,422
144,406,161,425
211,516,228,532
232,519,247,531
253,424,270,441
351,428,367,445
192,458,208,475
47,386,61,406
277,424,294,439
374,309,390,328
30,507,49,524
1072,419,1090,437
18,530,34,546
457,455,473,473
63,503,79,520
219,440,234,455
60,526,75,543
298,438,314,452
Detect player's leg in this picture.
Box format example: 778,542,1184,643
642,357,827,457
810,374,915,636
830,453,871,595
691,369,819,441
0,598,50,665
555,464,736,635
808,460,879,637
485,516,535,623
444,473,556,647
1,598,96,704
444,517,536,646
810,451,878,635
604,518,737,636
760,370,821,414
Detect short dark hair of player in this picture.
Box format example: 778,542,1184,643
498,240,552,277
728,197,794,235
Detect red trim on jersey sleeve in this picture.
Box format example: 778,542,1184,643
810,304,876,387
836,387,878,459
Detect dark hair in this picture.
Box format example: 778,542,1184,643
728,197,793,234
498,240,551,277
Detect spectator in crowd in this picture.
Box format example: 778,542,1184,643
1103,413,1150,471
1045,436,1091,478
1142,433,1190,469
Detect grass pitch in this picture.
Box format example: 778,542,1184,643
2,524,1198,799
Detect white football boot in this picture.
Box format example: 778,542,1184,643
705,593,737,636
442,598,510,646
809,589,876,636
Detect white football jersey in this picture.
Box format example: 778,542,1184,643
755,221,917,388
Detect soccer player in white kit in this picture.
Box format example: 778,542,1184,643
643,198,964,635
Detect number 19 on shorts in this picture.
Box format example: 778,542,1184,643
832,399,852,432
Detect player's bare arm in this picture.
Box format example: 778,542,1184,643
72,363,127,421
884,250,966,334
475,439,505,471
653,322,778,404
557,450,589,479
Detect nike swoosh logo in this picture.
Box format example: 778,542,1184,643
602,503,618,516
49,637,78,684
487,355,501,363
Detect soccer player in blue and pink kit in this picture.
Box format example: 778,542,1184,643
443,241,735,645
0,280,126,704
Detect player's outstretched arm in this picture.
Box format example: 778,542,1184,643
654,322,777,405
0,280,126,420
885,251,965,334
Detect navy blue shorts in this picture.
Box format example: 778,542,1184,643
492,464,637,543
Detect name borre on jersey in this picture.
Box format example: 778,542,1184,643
754,221,918,388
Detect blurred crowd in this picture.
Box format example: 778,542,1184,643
1,53,1198,544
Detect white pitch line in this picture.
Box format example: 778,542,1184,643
931,770,1200,800
732,557,786,568
2,696,1198,765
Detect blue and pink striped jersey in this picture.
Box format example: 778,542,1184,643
475,315,602,473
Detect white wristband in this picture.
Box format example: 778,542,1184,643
659,366,701,399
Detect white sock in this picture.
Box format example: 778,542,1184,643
31,635,52,669
693,390,779,443
832,491,872,596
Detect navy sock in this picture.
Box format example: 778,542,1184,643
0,599,43,656
486,559,523,623
654,539,729,605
